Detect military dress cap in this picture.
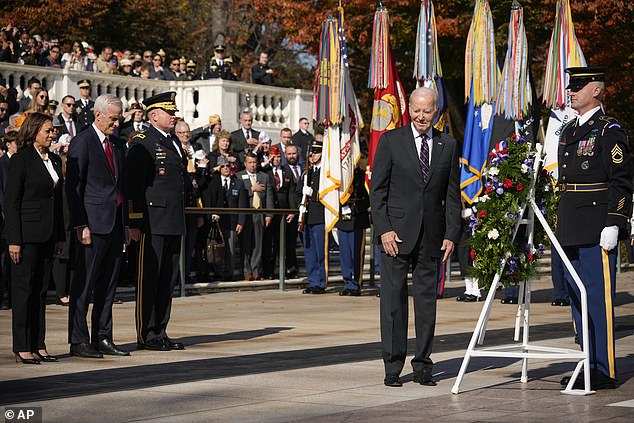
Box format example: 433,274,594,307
129,102,143,111
311,138,323,152
157,48,166,57
565,66,607,91
214,44,226,52
186,59,196,68
179,56,187,64
143,91,178,114
77,79,91,88
48,99,59,108
269,145,281,156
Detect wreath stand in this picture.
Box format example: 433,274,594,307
451,144,595,396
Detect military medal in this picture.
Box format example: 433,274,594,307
158,167,166,176
581,160,589,170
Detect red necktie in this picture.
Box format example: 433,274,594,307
274,168,281,190
104,137,122,206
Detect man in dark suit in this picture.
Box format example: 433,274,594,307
230,111,260,161
0,131,17,310
126,91,187,351
236,153,274,280
17,77,40,113
66,94,129,359
282,144,304,278
370,87,461,387
292,117,313,157
252,52,274,85
56,95,80,143
202,156,248,280
262,145,297,278
75,79,95,132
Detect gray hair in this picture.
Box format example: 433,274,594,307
239,109,253,120
409,87,439,111
94,94,122,114
175,121,190,132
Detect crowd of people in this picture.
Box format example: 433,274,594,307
0,23,276,85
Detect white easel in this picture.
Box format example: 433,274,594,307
451,142,595,396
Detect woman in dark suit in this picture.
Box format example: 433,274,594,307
5,112,65,364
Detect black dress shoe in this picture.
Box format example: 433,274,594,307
34,352,58,362
138,338,170,351
15,353,40,364
413,368,437,386
501,296,518,304
384,375,403,387
551,298,570,306
348,289,361,297
70,343,103,358
97,339,130,356
163,337,185,350
339,288,350,296
456,294,468,302
303,286,325,294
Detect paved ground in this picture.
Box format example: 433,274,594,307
1,272,633,422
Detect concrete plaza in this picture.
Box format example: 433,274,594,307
1,272,633,422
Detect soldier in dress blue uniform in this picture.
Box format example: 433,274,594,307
75,79,94,132
126,91,187,352
336,167,370,296
557,67,633,390
300,136,327,294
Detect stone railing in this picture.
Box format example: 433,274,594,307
0,63,313,142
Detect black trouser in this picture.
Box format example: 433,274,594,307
380,227,438,377
285,219,299,272
0,238,10,306
52,234,76,298
11,239,54,352
135,233,181,343
262,215,280,277
69,213,123,344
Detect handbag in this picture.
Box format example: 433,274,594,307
206,221,225,266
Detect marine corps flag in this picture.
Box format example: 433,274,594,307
366,4,409,190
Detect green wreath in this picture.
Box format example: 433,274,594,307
467,132,559,288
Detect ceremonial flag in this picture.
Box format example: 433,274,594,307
315,7,363,232
367,4,408,190
414,0,447,132
460,0,499,205
542,0,586,178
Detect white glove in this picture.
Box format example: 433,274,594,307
211,214,220,222
299,205,307,215
600,225,619,251
302,186,313,197
461,208,473,219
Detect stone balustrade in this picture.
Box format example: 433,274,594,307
0,63,313,142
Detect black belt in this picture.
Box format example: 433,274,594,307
558,182,608,193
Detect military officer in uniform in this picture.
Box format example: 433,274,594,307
126,92,187,351
336,167,370,296
75,79,94,132
202,44,237,81
557,67,633,390
300,136,327,294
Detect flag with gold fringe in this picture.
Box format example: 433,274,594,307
460,0,499,205
314,7,363,232
414,0,447,132
542,0,586,178
366,3,409,191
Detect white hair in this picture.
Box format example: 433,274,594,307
94,94,122,114
409,87,439,111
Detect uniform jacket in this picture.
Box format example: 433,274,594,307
75,98,95,132
291,130,313,158
4,146,65,244
370,126,461,257
65,125,128,236
252,63,274,85
202,57,237,80
118,120,149,142
336,168,370,232
556,109,633,246
304,165,325,225
126,125,187,236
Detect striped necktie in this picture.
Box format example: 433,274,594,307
419,134,430,181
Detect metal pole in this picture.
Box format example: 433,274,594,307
279,216,287,291
369,225,375,286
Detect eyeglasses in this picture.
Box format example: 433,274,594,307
38,95,48,99
63,103,75,107
152,58,161,62
0,108,7,112
144,55,152,58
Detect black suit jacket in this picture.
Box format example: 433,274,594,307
118,121,148,143
4,146,65,245
65,126,128,236
202,174,248,230
56,112,81,141
292,130,313,157
370,126,461,257
267,166,297,209
230,128,260,160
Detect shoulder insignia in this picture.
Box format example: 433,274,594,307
133,133,146,139
618,197,625,211
611,144,624,164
